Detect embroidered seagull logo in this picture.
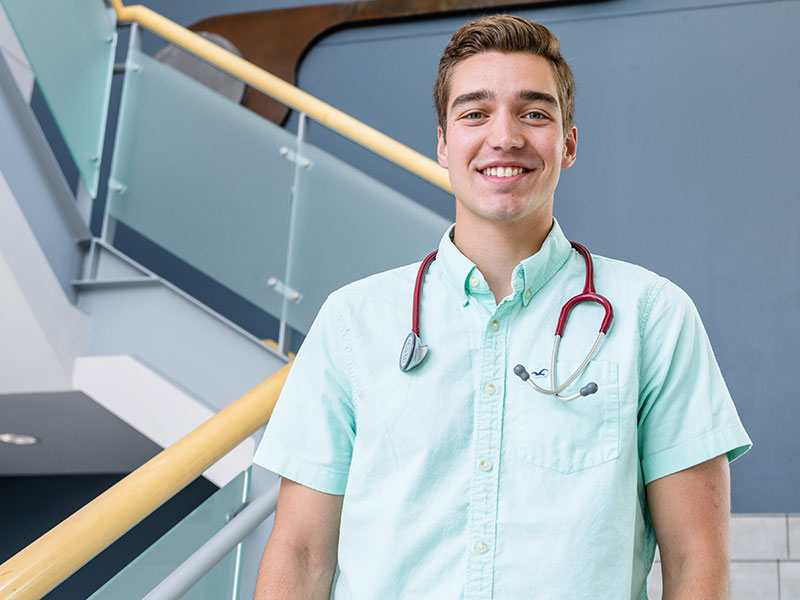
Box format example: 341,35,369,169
532,368,549,377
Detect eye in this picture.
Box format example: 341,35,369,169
524,110,547,120
464,111,485,120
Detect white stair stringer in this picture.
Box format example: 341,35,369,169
0,168,90,393
73,355,254,488
74,242,288,415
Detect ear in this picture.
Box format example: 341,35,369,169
561,124,578,169
437,125,448,168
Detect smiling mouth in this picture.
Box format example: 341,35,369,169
480,166,530,178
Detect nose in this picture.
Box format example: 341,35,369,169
487,112,524,151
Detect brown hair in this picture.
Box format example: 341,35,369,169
434,15,575,137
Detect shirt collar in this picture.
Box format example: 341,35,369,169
435,219,573,306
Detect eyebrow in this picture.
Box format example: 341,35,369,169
519,90,559,107
450,89,494,110
450,89,560,111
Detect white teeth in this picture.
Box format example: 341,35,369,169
482,167,524,178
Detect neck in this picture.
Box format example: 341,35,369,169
453,212,554,304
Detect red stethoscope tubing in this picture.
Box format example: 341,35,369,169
558,242,614,336
411,242,613,342
411,250,438,336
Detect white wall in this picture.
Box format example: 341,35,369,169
0,169,90,392
0,4,32,101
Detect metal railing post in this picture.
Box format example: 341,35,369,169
141,486,280,600
277,112,309,356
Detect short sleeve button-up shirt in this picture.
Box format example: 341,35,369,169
254,220,751,599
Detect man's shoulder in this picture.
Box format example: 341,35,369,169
592,252,661,281
591,252,672,295
333,261,421,298
323,261,424,323
590,253,698,327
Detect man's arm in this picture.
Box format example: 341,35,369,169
254,477,344,600
647,454,731,600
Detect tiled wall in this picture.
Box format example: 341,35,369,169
648,515,800,599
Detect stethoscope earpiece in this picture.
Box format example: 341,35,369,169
513,364,530,381
514,363,600,401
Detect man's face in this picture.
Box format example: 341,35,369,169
437,51,577,229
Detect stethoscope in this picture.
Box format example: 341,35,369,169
399,242,614,402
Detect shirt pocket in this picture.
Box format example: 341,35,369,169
513,360,620,474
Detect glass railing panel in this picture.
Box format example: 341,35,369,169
284,139,450,334
0,0,116,197
108,47,295,322
87,469,250,600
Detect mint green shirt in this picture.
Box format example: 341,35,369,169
254,220,751,599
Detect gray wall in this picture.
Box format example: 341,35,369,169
142,0,798,512
294,0,800,513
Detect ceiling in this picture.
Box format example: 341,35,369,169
0,390,162,475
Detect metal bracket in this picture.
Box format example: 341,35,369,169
267,277,302,302
278,146,312,169
108,178,127,195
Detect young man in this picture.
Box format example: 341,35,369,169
253,15,751,599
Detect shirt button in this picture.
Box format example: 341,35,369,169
524,289,532,300
475,541,489,554
479,460,492,472
490,320,500,331
469,275,480,288
484,383,496,396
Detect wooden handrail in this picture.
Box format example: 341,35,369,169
110,0,452,193
0,363,291,600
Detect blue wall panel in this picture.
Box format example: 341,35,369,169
291,0,799,512
120,0,800,511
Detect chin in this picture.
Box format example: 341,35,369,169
484,211,526,223
482,202,538,223
456,193,548,225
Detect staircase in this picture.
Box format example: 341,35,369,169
0,1,448,598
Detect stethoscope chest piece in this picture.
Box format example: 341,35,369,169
399,331,429,372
